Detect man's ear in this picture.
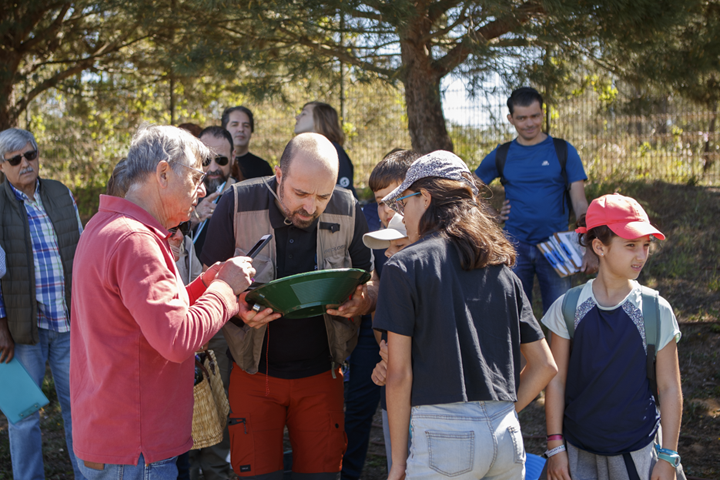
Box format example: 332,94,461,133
156,160,171,189
275,165,283,185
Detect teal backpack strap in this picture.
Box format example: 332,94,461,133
561,285,583,339
640,286,661,405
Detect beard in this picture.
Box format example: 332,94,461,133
278,182,320,229
203,169,229,193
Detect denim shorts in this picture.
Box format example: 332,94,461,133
406,401,525,480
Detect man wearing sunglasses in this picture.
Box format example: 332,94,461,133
0,128,85,479
192,126,237,261
188,125,238,480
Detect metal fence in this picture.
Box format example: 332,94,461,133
248,81,720,189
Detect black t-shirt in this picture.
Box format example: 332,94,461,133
235,152,273,180
373,233,544,407
333,142,357,198
201,178,372,379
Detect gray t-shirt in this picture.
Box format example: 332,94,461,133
373,233,544,407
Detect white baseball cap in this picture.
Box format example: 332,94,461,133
363,214,407,250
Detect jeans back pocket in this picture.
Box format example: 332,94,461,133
426,430,474,477
507,424,526,465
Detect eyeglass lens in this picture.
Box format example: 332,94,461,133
6,150,38,167
202,156,229,167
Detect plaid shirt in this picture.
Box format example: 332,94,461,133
0,180,83,332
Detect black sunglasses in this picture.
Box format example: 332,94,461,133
5,150,38,167
169,221,191,236
202,155,229,167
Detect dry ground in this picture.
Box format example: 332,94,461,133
1,181,718,478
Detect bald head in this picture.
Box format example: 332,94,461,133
279,133,339,179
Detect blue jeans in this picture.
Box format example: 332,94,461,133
406,401,525,480
512,239,572,314
341,317,381,480
78,454,178,480
9,328,84,480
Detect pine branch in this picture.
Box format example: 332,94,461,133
433,1,545,76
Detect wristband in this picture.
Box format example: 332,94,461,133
544,445,566,458
654,445,681,467
546,434,564,442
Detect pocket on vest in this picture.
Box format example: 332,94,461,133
321,252,351,271
235,249,274,285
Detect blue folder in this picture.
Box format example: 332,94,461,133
0,358,49,424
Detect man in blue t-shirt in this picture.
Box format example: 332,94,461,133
475,87,598,313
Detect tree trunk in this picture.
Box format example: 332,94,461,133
400,39,453,154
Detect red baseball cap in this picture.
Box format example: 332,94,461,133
575,193,665,240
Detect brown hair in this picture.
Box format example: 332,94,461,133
368,149,421,192
305,102,345,146
410,176,516,270
177,123,203,138
576,214,616,256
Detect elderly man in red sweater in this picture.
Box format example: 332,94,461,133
70,124,256,479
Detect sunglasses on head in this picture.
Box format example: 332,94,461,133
202,155,229,168
5,150,38,167
169,221,191,237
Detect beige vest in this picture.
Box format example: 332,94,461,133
222,176,360,374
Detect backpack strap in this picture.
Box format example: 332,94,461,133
561,285,584,339
552,137,571,216
494,141,512,186
640,286,661,405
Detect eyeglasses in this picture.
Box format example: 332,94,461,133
174,162,207,190
388,192,421,215
5,150,38,167
169,221,191,236
202,155,229,167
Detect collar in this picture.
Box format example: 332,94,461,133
265,177,319,232
9,179,40,202
98,194,171,239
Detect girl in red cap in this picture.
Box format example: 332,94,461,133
541,194,684,480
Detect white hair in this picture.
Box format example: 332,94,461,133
124,123,210,186
0,129,38,161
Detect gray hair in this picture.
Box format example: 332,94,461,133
0,129,38,162
124,124,210,186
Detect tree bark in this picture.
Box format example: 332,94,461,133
400,36,453,153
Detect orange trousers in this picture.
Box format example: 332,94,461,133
228,366,346,477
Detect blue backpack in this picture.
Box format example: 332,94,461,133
561,285,662,405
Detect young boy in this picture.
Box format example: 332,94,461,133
340,149,419,480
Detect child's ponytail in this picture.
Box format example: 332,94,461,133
577,213,616,255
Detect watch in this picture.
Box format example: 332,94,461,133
654,444,681,467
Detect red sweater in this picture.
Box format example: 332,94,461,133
70,195,239,465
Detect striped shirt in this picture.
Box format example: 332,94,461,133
0,180,83,331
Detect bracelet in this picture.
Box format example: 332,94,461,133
544,445,566,458
654,445,681,467
546,434,564,442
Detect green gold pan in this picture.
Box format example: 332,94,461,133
246,268,372,319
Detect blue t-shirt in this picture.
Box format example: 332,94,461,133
475,136,586,245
